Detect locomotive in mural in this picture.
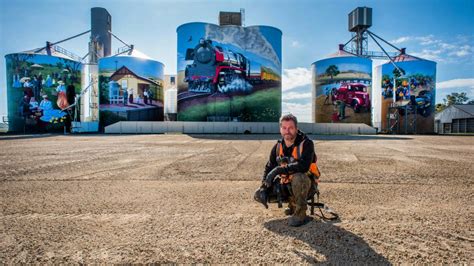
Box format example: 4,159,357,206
184,38,279,94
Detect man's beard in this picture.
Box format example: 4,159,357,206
284,134,296,143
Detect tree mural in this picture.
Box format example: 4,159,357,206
325,65,340,80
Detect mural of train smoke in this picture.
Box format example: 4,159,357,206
204,24,281,69
218,78,253,93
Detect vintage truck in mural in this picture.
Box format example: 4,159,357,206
399,90,433,117
334,82,370,112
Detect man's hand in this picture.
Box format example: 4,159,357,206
264,166,287,188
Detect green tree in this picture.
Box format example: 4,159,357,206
436,92,471,113
56,61,64,70
392,67,405,79
435,103,447,113
443,92,469,106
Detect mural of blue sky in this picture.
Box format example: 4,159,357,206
99,56,164,79
381,60,436,77
315,57,372,76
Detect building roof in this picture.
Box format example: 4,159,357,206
453,104,474,116
110,66,160,86
435,104,474,123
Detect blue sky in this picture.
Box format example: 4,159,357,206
1,0,473,122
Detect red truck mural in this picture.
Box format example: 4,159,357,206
334,83,370,112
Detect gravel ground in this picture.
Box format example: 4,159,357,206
0,133,472,264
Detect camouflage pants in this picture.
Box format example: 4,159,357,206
288,173,312,218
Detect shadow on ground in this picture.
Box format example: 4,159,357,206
264,218,390,264
0,133,59,141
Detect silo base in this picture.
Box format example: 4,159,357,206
71,122,99,133
104,121,377,135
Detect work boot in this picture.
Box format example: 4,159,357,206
288,215,313,227
284,207,294,216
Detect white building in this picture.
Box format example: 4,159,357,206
435,104,474,134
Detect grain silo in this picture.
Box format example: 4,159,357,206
312,45,372,125
98,48,165,127
176,13,282,122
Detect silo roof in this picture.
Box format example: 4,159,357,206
104,48,165,67
115,48,154,60
392,53,436,64
325,49,357,58
392,53,422,62
15,47,80,61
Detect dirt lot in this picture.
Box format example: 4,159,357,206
0,133,472,264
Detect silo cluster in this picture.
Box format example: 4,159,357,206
3,6,437,134
312,47,436,133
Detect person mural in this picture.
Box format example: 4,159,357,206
55,81,69,109
336,99,346,120
254,113,320,227
123,88,128,106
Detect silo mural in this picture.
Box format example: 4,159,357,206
177,22,282,122
312,52,372,125
98,50,164,127
379,54,436,134
5,52,82,132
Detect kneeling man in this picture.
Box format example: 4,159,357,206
256,113,319,227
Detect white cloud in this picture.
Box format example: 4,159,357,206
436,78,474,89
291,40,302,48
411,49,444,62
417,35,439,46
454,50,470,57
282,102,312,123
390,34,473,62
448,44,473,57
391,36,411,44
284,91,311,100
439,42,456,50
282,67,312,91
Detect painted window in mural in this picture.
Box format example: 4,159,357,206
177,23,282,122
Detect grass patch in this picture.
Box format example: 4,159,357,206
178,88,281,122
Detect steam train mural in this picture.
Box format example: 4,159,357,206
177,22,282,122
184,38,280,94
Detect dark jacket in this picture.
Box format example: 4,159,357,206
262,130,315,180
